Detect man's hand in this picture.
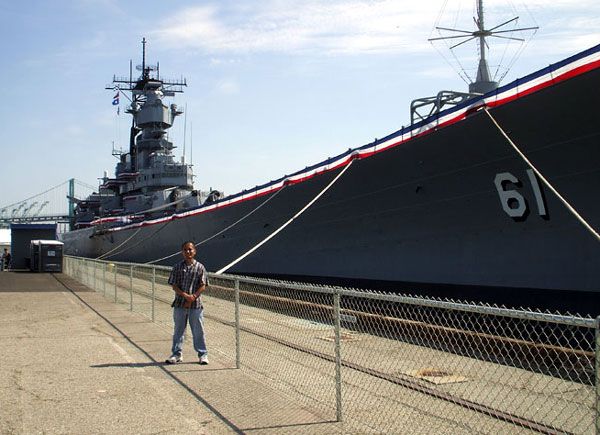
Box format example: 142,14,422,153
182,293,195,308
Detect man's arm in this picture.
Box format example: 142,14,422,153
172,284,195,303
192,283,206,300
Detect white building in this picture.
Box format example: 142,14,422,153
0,228,10,252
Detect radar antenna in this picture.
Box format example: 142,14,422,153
107,37,187,93
429,0,538,94
411,0,538,126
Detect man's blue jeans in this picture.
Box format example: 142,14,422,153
171,307,207,357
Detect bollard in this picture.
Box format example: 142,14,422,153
334,289,343,422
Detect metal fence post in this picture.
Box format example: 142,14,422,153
152,266,156,322
334,289,343,422
114,264,118,303
103,262,106,297
595,316,600,434
235,278,240,369
129,264,133,311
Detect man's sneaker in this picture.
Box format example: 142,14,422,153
199,354,209,365
165,354,183,364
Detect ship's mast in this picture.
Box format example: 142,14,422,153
141,37,146,79
411,0,538,125
474,0,493,90
429,0,538,94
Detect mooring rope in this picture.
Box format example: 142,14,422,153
145,184,288,265
99,220,172,260
216,160,355,275
96,227,143,260
93,195,192,260
484,107,600,242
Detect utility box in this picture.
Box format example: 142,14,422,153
30,240,64,273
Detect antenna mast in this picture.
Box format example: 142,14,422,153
475,0,492,89
141,37,147,79
429,0,538,94
183,103,187,162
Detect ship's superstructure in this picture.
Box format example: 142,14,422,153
73,38,219,228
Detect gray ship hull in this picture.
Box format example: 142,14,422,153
62,46,600,314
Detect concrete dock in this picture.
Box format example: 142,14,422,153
0,271,595,434
0,272,341,434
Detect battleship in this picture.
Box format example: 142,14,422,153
61,3,600,315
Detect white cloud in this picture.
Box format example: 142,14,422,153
75,0,125,17
153,0,437,55
152,0,599,59
216,79,240,95
209,57,240,66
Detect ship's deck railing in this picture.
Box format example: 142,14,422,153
63,255,599,434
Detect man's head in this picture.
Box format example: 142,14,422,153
181,241,196,263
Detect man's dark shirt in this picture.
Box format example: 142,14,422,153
168,259,207,309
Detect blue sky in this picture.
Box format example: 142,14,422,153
0,0,598,210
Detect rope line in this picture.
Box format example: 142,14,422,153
96,227,143,260
216,160,355,275
96,221,175,260
145,184,288,265
93,195,200,260
484,107,600,242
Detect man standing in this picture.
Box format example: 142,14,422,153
1,248,10,271
165,241,209,365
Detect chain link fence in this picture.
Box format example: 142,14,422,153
64,256,599,434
